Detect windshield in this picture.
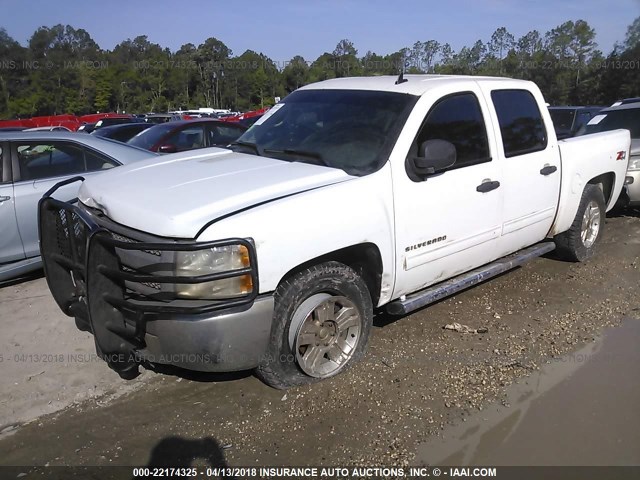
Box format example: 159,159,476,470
231,89,417,176
576,108,640,138
127,123,175,149
548,109,575,132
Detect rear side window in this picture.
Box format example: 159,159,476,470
165,126,205,151
209,124,244,146
491,90,547,157
17,143,85,180
414,92,491,169
85,149,117,171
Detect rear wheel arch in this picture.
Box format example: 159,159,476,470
587,172,615,207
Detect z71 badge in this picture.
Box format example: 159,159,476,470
616,151,627,161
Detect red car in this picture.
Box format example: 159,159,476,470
127,119,246,153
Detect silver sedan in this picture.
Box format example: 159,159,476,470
0,132,158,282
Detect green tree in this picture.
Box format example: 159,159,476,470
282,56,309,92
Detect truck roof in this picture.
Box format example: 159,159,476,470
298,74,530,96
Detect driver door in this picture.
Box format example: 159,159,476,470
392,88,503,298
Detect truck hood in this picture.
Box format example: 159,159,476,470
78,149,353,238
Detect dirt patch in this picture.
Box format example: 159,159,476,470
0,273,150,435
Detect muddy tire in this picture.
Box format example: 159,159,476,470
554,184,606,262
256,262,373,389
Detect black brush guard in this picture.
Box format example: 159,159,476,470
38,177,259,378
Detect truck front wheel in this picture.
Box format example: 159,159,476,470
257,261,373,389
554,184,606,262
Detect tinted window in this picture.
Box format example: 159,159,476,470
413,92,490,169
85,149,117,171
492,90,547,157
165,125,205,151
209,124,244,146
17,143,85,180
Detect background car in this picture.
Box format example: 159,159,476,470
77,116,137,134
142,113,184,124
127,119,246,153
576,102,640,207
0,132,158,281
548,106,603,139
24,126,72,132
91,122,153,143
611,97,640,107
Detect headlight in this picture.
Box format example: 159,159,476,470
175,244,253,300
628,157,640,171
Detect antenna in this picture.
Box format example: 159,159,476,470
395,51,408,84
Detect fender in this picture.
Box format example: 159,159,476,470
549,129,630,237
197,163,396,306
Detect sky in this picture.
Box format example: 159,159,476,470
2,0,639,62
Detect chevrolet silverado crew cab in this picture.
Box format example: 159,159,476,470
39,75,630,388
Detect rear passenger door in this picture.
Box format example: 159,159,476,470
483,88,561,256
12,141,117,259
0,143,25,264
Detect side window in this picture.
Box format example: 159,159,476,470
413,93,491,171
209,124,243,146
17,143,85,180
491,90,547,157
85,149,117,171
165,126,205,151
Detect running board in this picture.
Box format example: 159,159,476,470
386,242,556,316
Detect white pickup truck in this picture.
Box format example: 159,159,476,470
39,75,630,388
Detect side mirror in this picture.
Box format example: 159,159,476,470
411,139,457,176
158,144,177,153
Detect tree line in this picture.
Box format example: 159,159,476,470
0,17,638,118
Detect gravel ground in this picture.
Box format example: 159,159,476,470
0,211,638,468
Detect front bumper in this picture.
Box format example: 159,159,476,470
626,171,640,205
38,177,271,377
139,295,274,372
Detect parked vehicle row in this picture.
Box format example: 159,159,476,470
0,132,159,281
0,116,248,282
36,74,631,389
575,101,640,207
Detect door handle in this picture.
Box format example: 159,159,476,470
540,165,558,176
0,195,10,203
476,180,500,193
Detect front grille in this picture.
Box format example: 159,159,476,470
39,191,259,376
40,198,259,317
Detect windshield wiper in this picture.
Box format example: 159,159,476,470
229,140,262,156
263,148,328,167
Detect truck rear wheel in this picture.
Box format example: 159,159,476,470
554,184,606,262
257,261,373,389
